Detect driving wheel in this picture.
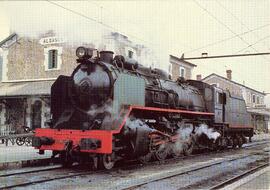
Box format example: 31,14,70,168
16,137,25,146
154,145,169,161
99,154,115,170
138,152,152,164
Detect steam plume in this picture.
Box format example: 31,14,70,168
195,123,220,140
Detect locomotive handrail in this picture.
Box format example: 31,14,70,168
111,105,215,135
130,105,215,115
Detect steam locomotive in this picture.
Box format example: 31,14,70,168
32,47,253,169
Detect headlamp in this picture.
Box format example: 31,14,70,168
76,46,93,59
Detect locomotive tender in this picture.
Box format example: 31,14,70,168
32,47,253,169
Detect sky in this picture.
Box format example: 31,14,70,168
0,0,270,105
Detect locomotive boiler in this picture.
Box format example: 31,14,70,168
32,47,253,169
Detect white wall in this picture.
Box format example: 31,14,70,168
1,49,8,82
0,103,6,125
265,95,270,108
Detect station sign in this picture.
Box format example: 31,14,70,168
39,37,65,45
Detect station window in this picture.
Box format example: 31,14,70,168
256,96,260,104
261,97,264,104
128,50,133,58
168,65,172,74
179,66,185,78
216,92,224,104
252,94,256,103
247,92,251,103
48,49,58,69
44,46,62,71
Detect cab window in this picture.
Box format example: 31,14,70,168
216,92,226,104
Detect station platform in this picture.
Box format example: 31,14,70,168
0,144,52,170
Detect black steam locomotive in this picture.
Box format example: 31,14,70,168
33,47,253,169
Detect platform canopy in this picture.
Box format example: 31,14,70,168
247,108,270,117
0,80,54,98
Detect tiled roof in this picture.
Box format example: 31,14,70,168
202,73,265,95
170,55,197,67
0,33,17,48
0,80,55,97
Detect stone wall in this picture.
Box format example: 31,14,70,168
203,77,242,97
171,62,192,81
203,76,265,107
6,37,79,80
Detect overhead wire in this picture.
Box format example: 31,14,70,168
46,0,156,46
193,0,270,63
235,35,270,54
191,0,268,88
215,0,270,53
46,0,264,89
184,23,270,54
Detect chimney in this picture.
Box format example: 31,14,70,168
100,51,114,63
226,70,232,80
196,74,202,81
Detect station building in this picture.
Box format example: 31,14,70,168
0,31,157,134
169,56,270,133
168,54,197,81
200,70,270,133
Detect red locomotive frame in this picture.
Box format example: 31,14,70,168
35,105,253,154
35,105,216,154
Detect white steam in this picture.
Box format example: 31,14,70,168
2,1,108,47
1,1,163,70
195,123,220,140
177,122,193,140
87,100,113,117
171,122,221,155
170,122,194,154
125,118,154,132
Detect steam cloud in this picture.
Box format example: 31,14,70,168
87,100,113,117
2,1,108,48
195,123,221,140
172,122,221,155
1,1,165,70
125,118,155,132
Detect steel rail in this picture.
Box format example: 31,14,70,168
0,165,62,178
1,139,269,189
0,170,97,189
209,163,269,190
0,161,139,189
121,147,269,190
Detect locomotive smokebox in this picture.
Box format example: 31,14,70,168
100,51,114,63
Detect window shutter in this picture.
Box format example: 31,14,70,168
48,50,53,69
48,49,58,69
54,50,58,68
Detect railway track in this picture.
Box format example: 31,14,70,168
0,158,139,189
141,139,270,168
0,166,96,189
0,165,62,178
121,151,269,190
1,140,269,189
209,163,269,190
